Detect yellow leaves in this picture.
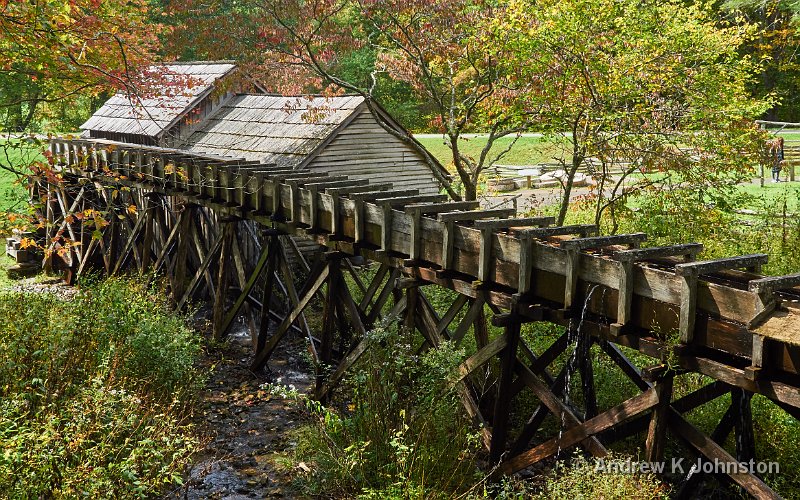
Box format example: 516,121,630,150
164,163,176,175
19,237,37,250
127,204,138,215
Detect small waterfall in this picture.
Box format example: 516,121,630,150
556,284,599,459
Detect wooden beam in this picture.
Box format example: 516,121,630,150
251,261,330,370
437,208,516,223
212,222,235,339
499,387,658,475
176,230,224,310
491,314,522,462
216,236,274,338
668,409,780,499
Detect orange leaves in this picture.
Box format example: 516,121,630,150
19,238,37,250
126,205,138,216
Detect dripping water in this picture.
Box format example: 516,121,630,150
556,284,600,459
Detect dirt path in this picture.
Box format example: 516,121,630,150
169,323,313,499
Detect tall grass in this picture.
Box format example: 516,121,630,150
291,321,483,499
0,276,202,498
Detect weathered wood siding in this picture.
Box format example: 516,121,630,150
307,110,442,195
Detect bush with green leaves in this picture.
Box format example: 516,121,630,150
530,453,669,499
0,276,202,498
292,321,483,498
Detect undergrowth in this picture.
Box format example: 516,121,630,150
283,321,485,499
0,276,202,498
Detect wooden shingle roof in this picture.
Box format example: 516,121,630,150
181,94,365,168
80,62,237,138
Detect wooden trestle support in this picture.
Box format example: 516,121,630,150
37,138,800,498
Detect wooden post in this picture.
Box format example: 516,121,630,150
172,205,193,301
255,236,280,356
645,371,673,463
577,331,598,419
490,312,521,463
732,387,756,464
318,258,338,393
213,221,236,339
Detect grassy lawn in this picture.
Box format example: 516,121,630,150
415,135,570,167
0,139,41,211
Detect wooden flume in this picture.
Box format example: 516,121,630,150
39,137,800,499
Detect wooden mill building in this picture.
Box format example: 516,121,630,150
80,62,446,195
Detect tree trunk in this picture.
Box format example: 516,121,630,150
556,154,582,226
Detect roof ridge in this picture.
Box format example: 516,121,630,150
161,60,236,66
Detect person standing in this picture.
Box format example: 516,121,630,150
771,136,785,182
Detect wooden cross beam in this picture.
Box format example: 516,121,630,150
499,387,659,475
325,183,393,196
351,188,419,202
675,254,769,343
514,224,598,239
251,261,331,371
558,233,648,309
375,193,447,208
176,230,225,310
436,208,516,223
404,200,480,215
609,243,703,335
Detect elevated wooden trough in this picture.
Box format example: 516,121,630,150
41,137,800,498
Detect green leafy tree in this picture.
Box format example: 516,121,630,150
0,0,164,173
492,0,770,226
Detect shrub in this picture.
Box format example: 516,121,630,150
0,276,202,498
531,453,669,499
291,321,483,498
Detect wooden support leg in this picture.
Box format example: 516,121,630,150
251,259,330,371
403,283,419,334
490,312,521,463
140,199,156,271
255,240,280,360
732,387,756,463
172,206,193,301
213,222,235,340
317,261,338,392
645,372,674,463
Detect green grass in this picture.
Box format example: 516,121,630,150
415,135,569,167
0,139,41,211
734,181,800,213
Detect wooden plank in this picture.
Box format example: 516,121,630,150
676,254,769,277
668,410,780,499
177,230,225,310
437,208,516,223
351,189,419,202
473,217,554,231
560,232,647,250
499,388,658,475
613,243,703,262
515,224,597,239
748,272,800,294
404,200,479,215
251,262,330,370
